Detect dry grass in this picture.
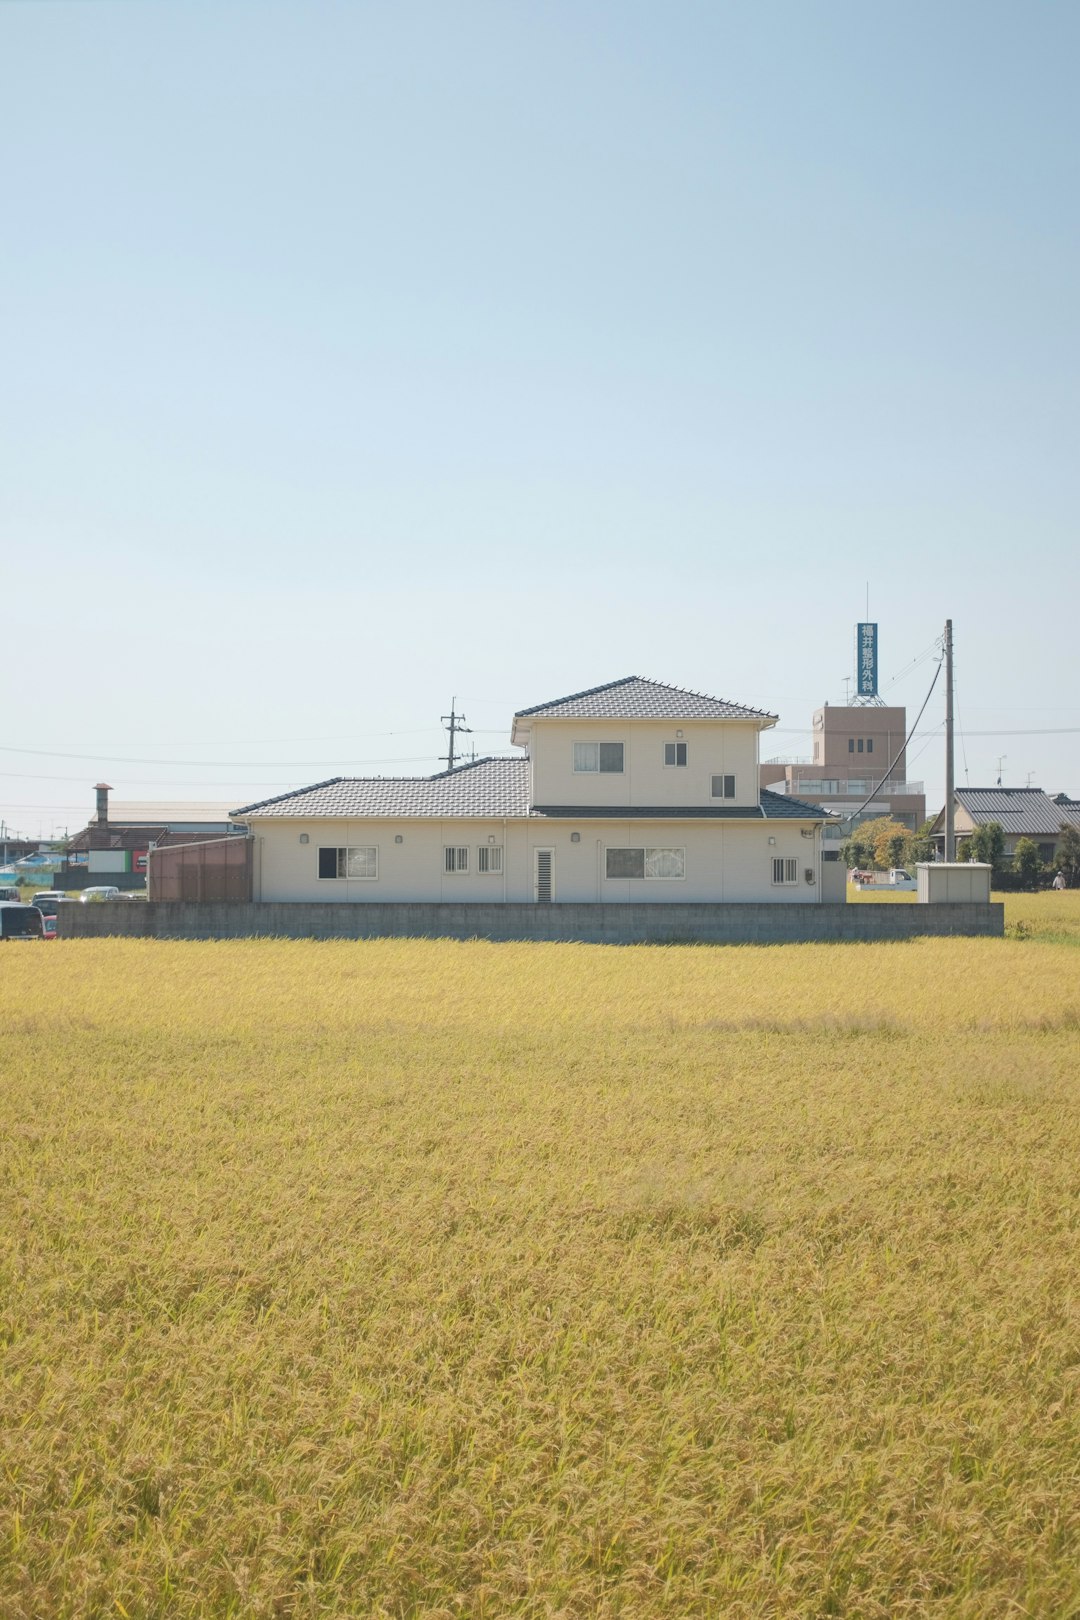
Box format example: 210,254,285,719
3,925,1080,1618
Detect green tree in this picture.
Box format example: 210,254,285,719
1057,823,1080,885
839,830,875,870
1013,837,1040,890
909,818,936,863
850,816,915,870
967,821,1005,870
884,830,910,869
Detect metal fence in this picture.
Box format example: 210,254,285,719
148,836,253,902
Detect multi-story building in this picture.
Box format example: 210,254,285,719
760,703,925,858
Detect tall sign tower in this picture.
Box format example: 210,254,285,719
854,622,881,704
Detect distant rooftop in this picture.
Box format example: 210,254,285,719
949,787,1080,837
91,802,238,825
513,676,778,730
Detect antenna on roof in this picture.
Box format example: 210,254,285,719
441,698,471,771
996,755,1007,787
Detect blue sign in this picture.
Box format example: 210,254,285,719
856,622,878,697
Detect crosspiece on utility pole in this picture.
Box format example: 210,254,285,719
441,698,472,772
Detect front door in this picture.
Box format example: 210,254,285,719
534,847,554,903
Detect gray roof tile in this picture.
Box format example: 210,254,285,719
954,788,1080,837
234,758,530,819
514,676,777,723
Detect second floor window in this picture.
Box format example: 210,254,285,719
711,775,736,799
444,846,469,873
574,741,624,773
664,742,688,767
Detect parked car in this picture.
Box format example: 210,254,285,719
0,886,21,903
0,902,46,940
887,869,918,890
80,886,122,903
34,890,68,905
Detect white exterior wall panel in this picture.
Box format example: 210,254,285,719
529,720,762,809
251,817,821,904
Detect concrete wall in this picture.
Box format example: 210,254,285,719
527,719,762,810
249,817,823,904
58,899,1003,943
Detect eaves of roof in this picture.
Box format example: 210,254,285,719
512,675,778,728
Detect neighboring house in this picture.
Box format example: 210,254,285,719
64,785,248,886
761,701,925,857
930,788,1080,864
234,677,831,905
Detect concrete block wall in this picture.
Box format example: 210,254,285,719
58,900,1005,944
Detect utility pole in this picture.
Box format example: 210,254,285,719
944,619,955,862
441,698,471,772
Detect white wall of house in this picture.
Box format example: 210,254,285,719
526,720,763,810
249,816,821,904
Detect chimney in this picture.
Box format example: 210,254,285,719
94,783,112,826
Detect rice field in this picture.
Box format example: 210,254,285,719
3,903,1080,1618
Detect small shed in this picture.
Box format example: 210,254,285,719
917,863,992,904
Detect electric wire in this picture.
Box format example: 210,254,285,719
837,656,944,828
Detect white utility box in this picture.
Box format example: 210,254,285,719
917,863,992,904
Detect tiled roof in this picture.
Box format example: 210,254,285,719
953,788,1080,837
234,762,827,822
233,758,531,819
513,676,777,723
762,789,834,820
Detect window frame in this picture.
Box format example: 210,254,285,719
573,741,625,774
605,846,686,881
711,774,736,800
317,846,379,881
664,741,688,768
772,856,799,886
444,845,470,874
477,845,503,875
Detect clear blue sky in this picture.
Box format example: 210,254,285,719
3,1,1077,837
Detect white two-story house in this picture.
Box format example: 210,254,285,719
234,677,829,904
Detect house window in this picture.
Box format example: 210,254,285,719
772,857,798,885
573,741,624,773
848,739,855,753
664,742,688,767
857,739,864,753
866,738,873,753
444,846,469,874
477,845,503,874
605,847,685,880
711,775,736,799
318,847,378,880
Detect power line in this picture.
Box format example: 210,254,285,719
838,657,944,828
0,746,448,769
